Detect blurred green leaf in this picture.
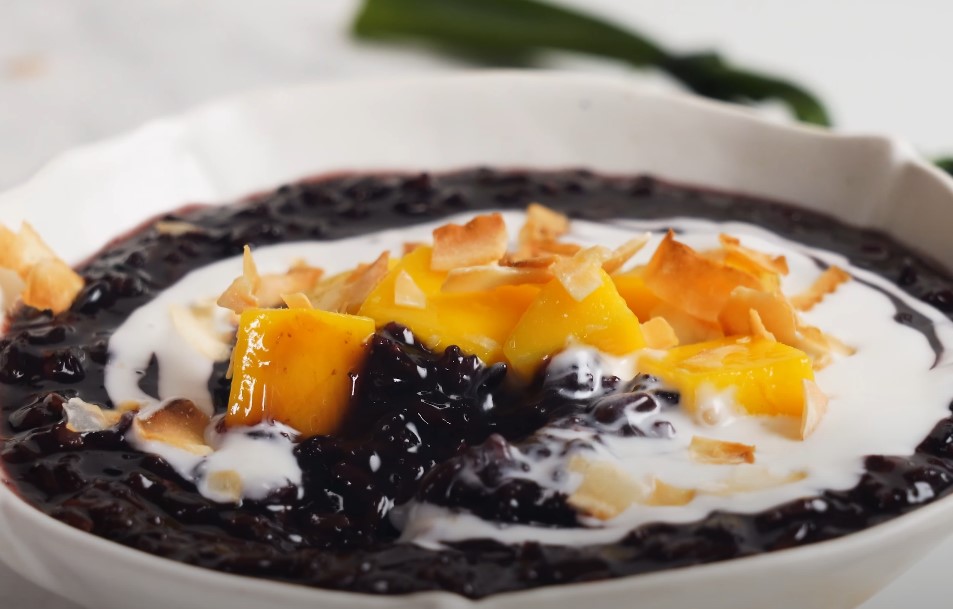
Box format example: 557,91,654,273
935,158,953,176
353,0,832,126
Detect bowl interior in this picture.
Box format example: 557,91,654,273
2,71,953,609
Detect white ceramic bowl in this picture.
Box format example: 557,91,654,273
2,72,953,609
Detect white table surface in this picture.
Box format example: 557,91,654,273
1,1,951,607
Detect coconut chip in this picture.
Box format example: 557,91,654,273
602,234,651,274
800,379,829,440
441,265,553,294
256,265,324,309
553,246,611,302
690,435,756,465
402,241,426,256
702,466,808,496
134,399,212,456
306,253,390,314
0,267,25,313
645,478,697,507
431,213,508,271
500,254,558,269
154,220,204,236
533,240,582,257
340,252,389,314
394,270,427,309
644,231,761,322
281,292,313,309
63,398,124,433
0,222,84,314
649,302,725,344
307,271,352,312
748,309,777,342
21,258,85,314
567,455,644,520
217,246,261,314
640,317,679,349
0,222,57,274
169,303,231,362
719,234,789,276
719,286,842,366
205,470,243,503
517,203,570,256
790,265,851,312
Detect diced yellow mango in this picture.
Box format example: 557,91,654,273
612,266,661,321
358,246,539,364
504,270,645,380
638,336,814,417
227,308,374,437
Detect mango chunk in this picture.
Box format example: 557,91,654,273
504,270,645,380
227,308,374,437
638,336,814,418
612,266,660,321
358,246,539,364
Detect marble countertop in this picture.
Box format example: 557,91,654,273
1,1,951,607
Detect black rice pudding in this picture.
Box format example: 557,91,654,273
2,169,953,598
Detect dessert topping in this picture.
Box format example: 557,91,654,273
689,435,757,464
0,221,84,314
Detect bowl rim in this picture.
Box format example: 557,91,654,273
3,70,953,607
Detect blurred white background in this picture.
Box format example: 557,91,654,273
0,0,950,607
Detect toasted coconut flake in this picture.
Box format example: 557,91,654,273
748,309,777,342
517,203,570,255
640,317,679,349
0,225,20,272
703,466,807,496
690,436,756,464
720,287,799,345
256,265,325,308
431,213,508,271
308,271,351,312
603,234,651,274
553,246,611,302
534,240,582,257
0,267,25,313
217,246,261,314
796,323,855,368
791,266,851,311
22,258,84,314
2,222,58,275
442,265,553,294
0,222,84,314
341,252,389,314
649,303,725,344
567,455,644,520
646,478,696,506
644,232,760,322
500,254,558,269
402,241,425,256
719,234,789,276
116,400,144,414
205,470,243,503
134,399,212,456
281,292,313,309
155,220,203,236
169,303,231,362
394,270,427,309
64,398,124,433
800,379,829,440
720,285,853,367
303,254,390,314
824,332,857,357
